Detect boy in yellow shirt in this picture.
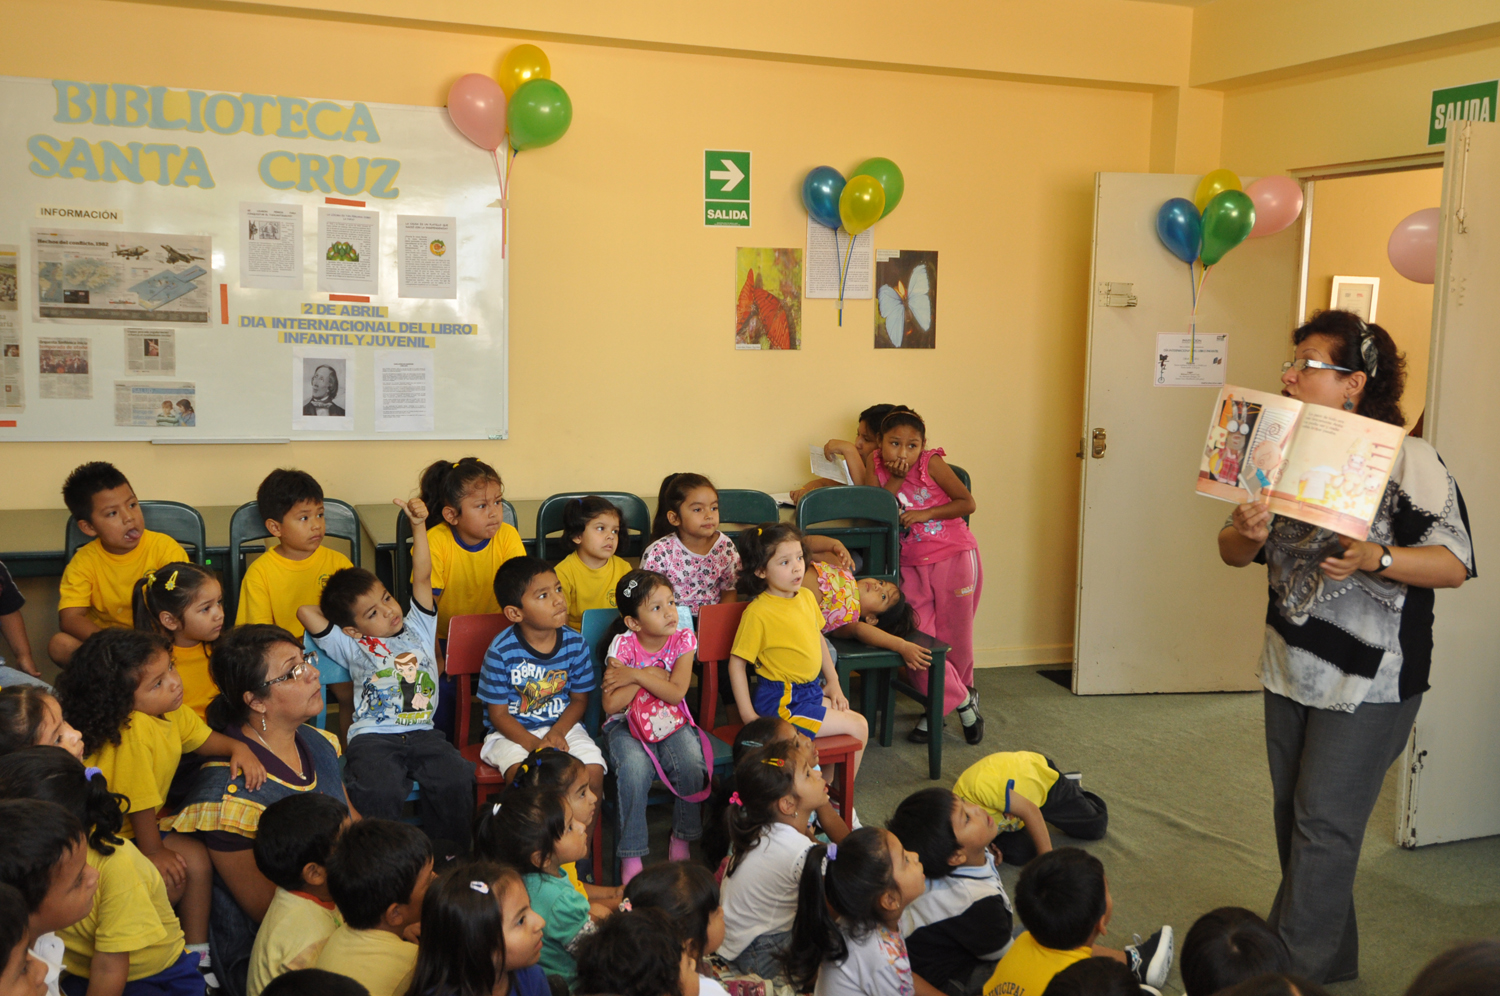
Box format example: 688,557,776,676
316,819,435,996
247,794,349,996
235,469,354,741
50,462,187,667
983,849,1172,996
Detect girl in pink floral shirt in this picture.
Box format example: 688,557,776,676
640,473,742,618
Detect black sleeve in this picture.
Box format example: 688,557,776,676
0,561,24,616
947,894,1014,958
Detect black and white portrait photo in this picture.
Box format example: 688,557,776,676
292,348,354,431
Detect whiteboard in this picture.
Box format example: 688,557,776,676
0,74,506,441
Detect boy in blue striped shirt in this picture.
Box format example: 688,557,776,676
478,557,606,800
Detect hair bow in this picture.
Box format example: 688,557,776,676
164,570,179,592
84,766,103,782
617,898,633,913
469,880,490,895
729,791,743,807
622,578,640,597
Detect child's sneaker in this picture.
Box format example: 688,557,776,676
1126,926,1173,989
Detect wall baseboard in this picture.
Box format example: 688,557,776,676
973,644,1074,668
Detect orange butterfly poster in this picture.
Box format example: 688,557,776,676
735,248,801,350
875,249,937,349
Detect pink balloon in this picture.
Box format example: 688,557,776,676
1246,176,1304,237
447,73,507,151
1387,207,1441,284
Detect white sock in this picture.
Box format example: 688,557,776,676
956,692,979,727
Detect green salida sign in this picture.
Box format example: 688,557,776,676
1429,79,1497,145
704,149,750,227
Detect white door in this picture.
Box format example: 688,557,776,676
1074,173,1300,694
1398,120,1500,846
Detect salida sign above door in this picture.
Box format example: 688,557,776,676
1429,79,1498,146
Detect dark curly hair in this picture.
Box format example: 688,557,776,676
733,522,803,599
573,907,686,996
55,629,172,756
0,746,128,856
1295,310,1406,427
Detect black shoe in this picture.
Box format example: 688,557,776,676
963,711,985,745
907,721,931,744
1125,927,1174,989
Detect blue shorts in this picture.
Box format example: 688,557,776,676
62,951,204,996
752,677,826,736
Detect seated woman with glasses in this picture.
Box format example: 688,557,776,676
166,624,355,925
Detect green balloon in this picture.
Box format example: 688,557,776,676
508,79,573,151
853,157,903,218
1200,189,1255,266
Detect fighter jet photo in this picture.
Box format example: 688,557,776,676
112,245,150,259
160,245,204,265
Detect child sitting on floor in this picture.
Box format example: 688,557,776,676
0,687,84,759
0,798,98,996
404,860,550,996
50,462,188,667
1180,907,1290,996
953,751,1107,866
316,819,436,996
247,793,350,996
888,787,1015,996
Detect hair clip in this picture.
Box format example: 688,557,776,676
84,766,102,782
622,578,639,598
492,802,503,815
469,880,490,894
143,570,156,589
617,898,633,913
452,461,460,468
164,570,179,592
760,757,787,768
729,791,743,807
740,739,763,749
826,844,838,861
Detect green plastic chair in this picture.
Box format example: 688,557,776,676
947,464,973,524
715,489,780,540
64,500,207,565
225,499,361,621
795,486,901,583
392,499,519,609
534,493,651,562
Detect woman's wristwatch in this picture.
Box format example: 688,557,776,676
1374,544,1393,573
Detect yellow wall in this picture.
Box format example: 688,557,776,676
1305,169,1443,427
0,0,1159,666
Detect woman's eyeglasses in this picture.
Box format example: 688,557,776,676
1282,358,1353,374
261,652,319,689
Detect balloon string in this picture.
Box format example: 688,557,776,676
837,229,856,327
1191,265,1213,362
1188,262,1196,312
497,145,517,259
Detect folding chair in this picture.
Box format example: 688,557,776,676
445,613,513,814
534,493,651,561
392,499,520,609
715,489,780,542
225,500,361,620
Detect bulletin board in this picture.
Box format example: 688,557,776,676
0,74,508,441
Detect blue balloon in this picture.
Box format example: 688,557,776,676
802,166,846,229
1156,197,1202,264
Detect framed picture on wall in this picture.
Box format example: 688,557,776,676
1330,276,1380,322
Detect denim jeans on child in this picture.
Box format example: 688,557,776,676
605,719,706,858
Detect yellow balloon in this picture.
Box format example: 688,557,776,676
839,175,886,237
498,44,551,99
1195,168,1242,212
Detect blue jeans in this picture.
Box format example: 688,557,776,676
605,719,705,858
731,930,792,981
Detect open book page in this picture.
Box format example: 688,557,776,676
809,445,854,486
1197,386,1303,504
1264,407,1405,540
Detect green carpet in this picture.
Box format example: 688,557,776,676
639,665,1500,995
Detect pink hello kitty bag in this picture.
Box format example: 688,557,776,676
613,630,714,803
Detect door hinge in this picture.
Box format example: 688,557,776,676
1091,428,1107,458
1097,282,1136,307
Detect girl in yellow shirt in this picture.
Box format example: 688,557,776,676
553,496,633,631
417,457,527,640
132,563,224,720
55,629,265,967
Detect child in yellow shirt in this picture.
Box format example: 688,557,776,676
55,629,265,965
553,496,633,631
247,794,349,996
132,563,224,720
417,458,526,641
236,470,356,742
50,462,187,667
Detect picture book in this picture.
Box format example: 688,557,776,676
1196,384,1406,540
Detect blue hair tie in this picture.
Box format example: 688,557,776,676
826,844,838,861
84,767,103,782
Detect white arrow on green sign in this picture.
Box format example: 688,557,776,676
705,149,751,227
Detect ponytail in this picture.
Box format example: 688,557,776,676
724,739,801,875
132,561,219,643
0,746,128,856
784,827,901,991
418,458,503,531
733,522,802,599
651,473,716,541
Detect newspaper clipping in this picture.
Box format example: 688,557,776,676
37,337,91,399
33,229,211,324
396,216,456,300
240,203,304,290
115,381,196,428
317,208,379,295
125,327,177,376
1,323,21,412
0,243,16,312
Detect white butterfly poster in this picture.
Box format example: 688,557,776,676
875,249,937,349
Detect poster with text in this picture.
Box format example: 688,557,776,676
32,229,210,324
125,327,176,375
397,216,456,299
292,346,354,431
37,336,91,399
0,244,17,311
240,203,304,290
1155,333,1226,387
1,320,21,412
374,350,435,431
317,208,378,295
735,248,802,350
806,219,872,300
115,381,196,427
875,250,937,349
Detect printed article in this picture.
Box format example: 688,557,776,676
240,203,304,290
32,229,210,323
125,327,176,375
37,336,91,399
115,381,196,427
317,208,379,295
396,216,457,299
374,350,435,431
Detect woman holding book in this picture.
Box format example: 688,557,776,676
1217,309,1474,986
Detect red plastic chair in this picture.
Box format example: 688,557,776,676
445,613,605,877
695,602,858,820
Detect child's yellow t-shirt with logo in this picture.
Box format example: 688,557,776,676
235,544,353,638
553,552,633,631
